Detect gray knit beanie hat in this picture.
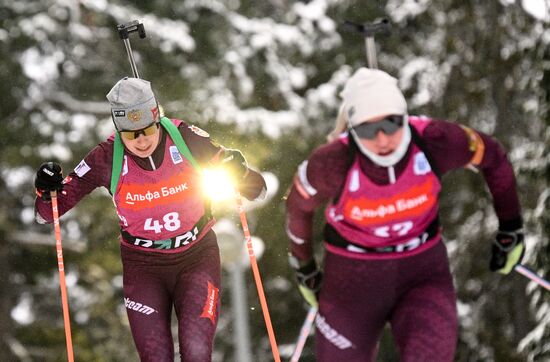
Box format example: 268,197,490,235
106,77,159,131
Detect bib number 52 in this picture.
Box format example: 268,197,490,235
374,221,414,238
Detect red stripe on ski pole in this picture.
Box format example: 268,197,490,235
235,193,281,362
51,191,75,362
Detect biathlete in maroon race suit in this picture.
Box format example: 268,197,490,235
34,77,266,362
285,68,524,362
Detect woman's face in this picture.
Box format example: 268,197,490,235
353,115,405,156
120,123,161,158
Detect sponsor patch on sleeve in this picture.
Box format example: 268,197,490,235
460,126,485,166
188,125,210,138
74,160,91,177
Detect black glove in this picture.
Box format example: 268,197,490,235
490,229,525,275
289,254,323,307
35,162,64,199
221,148,248,180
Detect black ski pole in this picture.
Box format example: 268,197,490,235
117,20,146,78
344,18,390,69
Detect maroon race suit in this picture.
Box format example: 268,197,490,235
286,116,522,361
35,119,266,362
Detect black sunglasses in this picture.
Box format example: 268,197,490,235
351,115,405,140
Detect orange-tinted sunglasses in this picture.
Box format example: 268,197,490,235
119,122,159,140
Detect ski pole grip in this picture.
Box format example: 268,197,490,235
363,18,390,37
344,18,390,37
117,20,146,40
117,20,146,78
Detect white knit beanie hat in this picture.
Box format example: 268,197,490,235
340,68,407,127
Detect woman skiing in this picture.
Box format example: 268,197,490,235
34,77,266,362
285,68,524,361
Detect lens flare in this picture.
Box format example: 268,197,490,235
202,168,236,201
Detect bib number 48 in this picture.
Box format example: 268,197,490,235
137,212,200,249
144,212,181,233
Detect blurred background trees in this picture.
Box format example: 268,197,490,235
0,0,548,361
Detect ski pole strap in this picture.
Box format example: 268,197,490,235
110,117,201,195
110,133,125,195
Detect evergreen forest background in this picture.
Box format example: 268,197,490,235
0,0,549,361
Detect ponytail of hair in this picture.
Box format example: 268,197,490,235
326,103,348,143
